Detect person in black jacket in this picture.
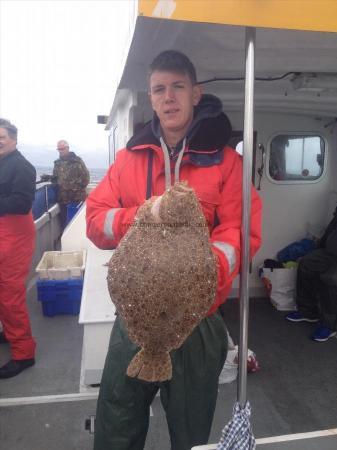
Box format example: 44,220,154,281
286,208,337,342
0,118,36,378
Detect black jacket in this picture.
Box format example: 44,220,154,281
0,150,36,216
127,94,232,167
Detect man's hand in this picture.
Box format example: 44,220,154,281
150,196,162,222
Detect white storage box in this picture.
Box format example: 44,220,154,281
36,251,86,280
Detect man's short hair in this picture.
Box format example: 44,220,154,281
0,118,18,140
149,50,197,85
57,140,69,148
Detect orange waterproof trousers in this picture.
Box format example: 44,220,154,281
0,213,36,359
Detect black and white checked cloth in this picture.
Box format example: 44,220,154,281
217,401,256,450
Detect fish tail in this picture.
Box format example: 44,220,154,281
127,349,172,382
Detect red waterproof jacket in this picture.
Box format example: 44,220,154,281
87,96,262,315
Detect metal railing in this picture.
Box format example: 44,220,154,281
27,183,62,285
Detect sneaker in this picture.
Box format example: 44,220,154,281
0,359,35,379
285,311,319,323
311,326,337,342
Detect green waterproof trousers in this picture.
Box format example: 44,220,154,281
93,311,228,450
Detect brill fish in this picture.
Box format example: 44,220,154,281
107,181,217,382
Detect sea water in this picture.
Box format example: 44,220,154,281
35,166,107,183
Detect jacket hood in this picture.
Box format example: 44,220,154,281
127,94,232,152
187,93,225,143
187,94,232,151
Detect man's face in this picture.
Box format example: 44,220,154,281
57,142,70,157
0,127,17,158
149,71,201,139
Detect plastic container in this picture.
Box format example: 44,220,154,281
36,251,86,280
37,278,83,316
32,184,58,220
66,202,82,225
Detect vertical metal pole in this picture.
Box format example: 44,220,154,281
238,27,256,408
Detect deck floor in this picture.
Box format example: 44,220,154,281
1,291,337,449
0,284,83,399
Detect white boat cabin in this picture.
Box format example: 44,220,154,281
68,1,337,388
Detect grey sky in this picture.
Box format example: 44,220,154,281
0,0,132,167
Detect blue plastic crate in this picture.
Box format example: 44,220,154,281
66,202,82,225
37,278,83,317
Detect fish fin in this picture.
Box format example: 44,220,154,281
127,349,172,382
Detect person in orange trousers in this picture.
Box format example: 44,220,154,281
0,118,36,379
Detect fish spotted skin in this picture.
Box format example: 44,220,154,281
107,181,217,382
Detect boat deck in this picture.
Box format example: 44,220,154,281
1,290,336,449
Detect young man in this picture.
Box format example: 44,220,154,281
86,50,262,450
0,118,36,378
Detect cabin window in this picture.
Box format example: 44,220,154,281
269,134,325,182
